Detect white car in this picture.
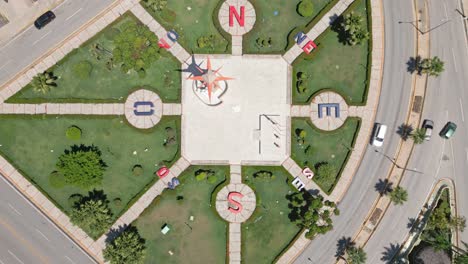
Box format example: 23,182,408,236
371,123,387,147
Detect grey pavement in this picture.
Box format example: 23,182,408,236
0,0,117,87
0,176,95,264
294,0,415,262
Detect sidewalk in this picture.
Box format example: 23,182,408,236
0,0,63,47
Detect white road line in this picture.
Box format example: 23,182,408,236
459,98,465,122
35,228,50,242
0,60,11,70
65,255,76,264
8,203,22,216
8,250,24,264
452,48,458,73
31,31,52,46
0,258,5,264
65,8,83,21
465,148,468,162
443,1,448,20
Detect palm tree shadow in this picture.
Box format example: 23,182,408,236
375,179,394,196
335,236,355,259
407,217,417,229
330,15,348,45
381,243,401,263
397,124,414,141
407,56,422,75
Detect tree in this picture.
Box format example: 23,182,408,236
411,128,426,144
112,20,161,73
346,246,367,264
450,216,467,232
70,197,113,239
340,12,369,46
420,56,445,77
103,227,146,264
389,186,408,205
56,145,106,189
143,0,167,12
32,71,58,94
316,163,336,184
297,0,314,17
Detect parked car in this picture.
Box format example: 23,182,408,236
422,119,434,140
439,122,457,139
371,123,387,147
34,11,56,29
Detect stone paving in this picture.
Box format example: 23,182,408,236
124,89,163,129
0,103,125,115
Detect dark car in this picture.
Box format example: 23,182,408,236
439,122,457,139
34,11,56,29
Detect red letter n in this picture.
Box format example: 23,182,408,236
229,6,245,27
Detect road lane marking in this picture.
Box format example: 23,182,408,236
35,228,50,242
460,98,465,122
65,8,83,21
452,48,458,73
8,203,22,216
443,1,448,20
465,148,468,162
0,258,5,264
32,31,52,46
8,250,25,264
65,256,76,264
0,60,11,70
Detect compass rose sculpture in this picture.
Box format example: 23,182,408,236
183,56,233,106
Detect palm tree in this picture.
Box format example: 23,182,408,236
346,246,367,264
389,186,408,205
342,12,363,34
350,27,369,46
32,71,58,94
420,56,445,77
411,128,426,144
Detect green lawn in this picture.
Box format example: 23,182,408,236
243,0,333,54
292,0,370,104
291,117,360,194
242,166,301,264
7,13,181,103
142,0,230,54
134,166,229,264
0,115,180,219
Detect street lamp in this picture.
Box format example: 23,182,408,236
373,149,423,174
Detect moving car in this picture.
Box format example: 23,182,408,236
422,119,434,140
34,11,56,29
439,122,457,139
371,123,387,147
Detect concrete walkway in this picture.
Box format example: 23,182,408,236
282,0,356,64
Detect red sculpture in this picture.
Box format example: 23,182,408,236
227,192,244,214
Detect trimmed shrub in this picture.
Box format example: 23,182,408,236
66,126,82,140
207,175,218,184
72,60,93,79
253,170,275,180
49,171,66,188
132,165,144,177
297,0,314,17
195,172,207,181
68,194,83,207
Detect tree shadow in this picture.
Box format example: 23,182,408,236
397,124,414,141
76,189,108,206
381,243,401,263
407,56,422,75
407,217,417,229
375,179,394,196
104,224,145,244
335,236,355,259
330,15,348,45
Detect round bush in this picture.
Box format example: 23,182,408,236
49,171,66,188
68,194,83,207
66,126,82,140
132,165,144,177
72,60,93,79
113,198,122,207
207,175,218,184
195,172,207,181
297,0,314,17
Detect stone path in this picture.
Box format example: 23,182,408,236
277,0,385,262
282,0,356,64
0,103,125,115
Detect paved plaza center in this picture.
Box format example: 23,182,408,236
182,55,290,164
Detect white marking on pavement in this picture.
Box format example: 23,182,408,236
65,256,76,264
8,250,24,264
8,203,22,216
0,60,11,70
452,48,458,73
35,228,50,242
443,1,448,20
465,148,468,162
459,98,465,122
65,8,83,21
32,31,52,46
0,258,5,264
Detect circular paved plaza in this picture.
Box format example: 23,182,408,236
310,91,349,131
124,89,163,129
215,183,256,223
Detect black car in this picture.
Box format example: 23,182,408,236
34,11,56,29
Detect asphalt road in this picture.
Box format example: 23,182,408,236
0,0,116,87
294,0,415,263
0,176,96,264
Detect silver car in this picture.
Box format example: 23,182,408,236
422,119,434,140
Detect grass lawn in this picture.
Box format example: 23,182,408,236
0,115,180,220
242,166,301,264
142,0,230,54
7,13,181,103
291,117,360,194
243,0,332,54
134,166,229,264
292,0,370,104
